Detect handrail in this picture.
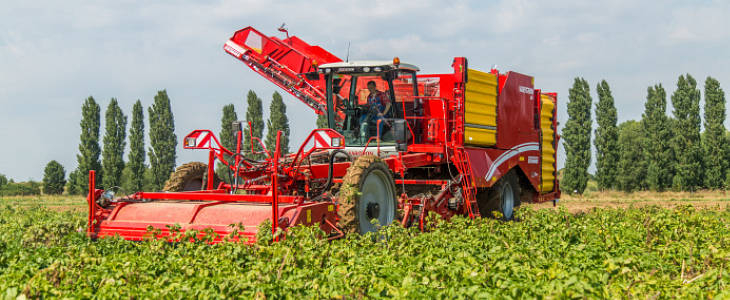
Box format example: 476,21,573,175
359,119,383,156
401,96,449,145
248,121,271,159
272,130,282,241
290,128,346,170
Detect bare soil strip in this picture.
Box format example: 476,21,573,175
530,190,730,213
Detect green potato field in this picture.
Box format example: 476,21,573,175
1,196,729,299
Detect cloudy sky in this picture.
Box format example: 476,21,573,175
1,0,728,181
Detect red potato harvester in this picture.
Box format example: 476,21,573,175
86,25,561,243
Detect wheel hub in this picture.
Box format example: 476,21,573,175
357,169,395,232
366,202,380,219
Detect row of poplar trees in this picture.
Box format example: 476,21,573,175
60,90,291,194
216,91,290,183
66,90,177,194
562,75,728,194
62,90,294,194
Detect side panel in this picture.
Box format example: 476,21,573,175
466,145,541,189
464,69,498,147
539,94,557,192
496,72,538,149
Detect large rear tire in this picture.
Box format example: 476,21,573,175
163,162,221,192
338,155,397,234
478,170,520,220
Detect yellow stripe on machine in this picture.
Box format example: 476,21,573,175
464,69,498,147
539,94,556,192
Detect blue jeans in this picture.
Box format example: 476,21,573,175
359,113,386,141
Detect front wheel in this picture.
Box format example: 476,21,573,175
338,155,397,234
163,162,221,192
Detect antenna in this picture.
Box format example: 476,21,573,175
277,23,290,43
346,41,351,62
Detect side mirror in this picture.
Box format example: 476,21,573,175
393,119,410,152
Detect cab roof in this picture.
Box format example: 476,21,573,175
319,60,420,73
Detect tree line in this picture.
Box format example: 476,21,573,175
562,75,728,194
1,90,293,196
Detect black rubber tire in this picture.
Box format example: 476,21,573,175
338,155,397,234
163,162,221,192
478,170,520,220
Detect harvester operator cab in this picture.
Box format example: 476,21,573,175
319,59,419,146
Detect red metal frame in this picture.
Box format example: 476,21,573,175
86,25,561,244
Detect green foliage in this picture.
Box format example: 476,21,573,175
316,113,328,128
1,200,729,298
0,181,41,196
148,90,177,190
642,84,674,191
244,90,265,160
42,161,66,195
217,104,238,183
594,80,619,190
616,121,646,192
727,130,730,187
65,169,80,195
670,74,703,191
562,77,592,195
265,92,290,155
0,174,7,188
73,96,101,193
702,77,727,189
101,99,127,189
126,100,146,192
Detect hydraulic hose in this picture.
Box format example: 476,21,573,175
322,150,352,193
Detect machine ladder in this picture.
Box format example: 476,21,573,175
452,148,479,218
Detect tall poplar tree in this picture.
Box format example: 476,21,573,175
0,174,7,188
217,104,238,182
126,100,146,191
101,98,127,189
66,169,80,195
671,74,703,191
42,160,66,195
562,77,592,194
594,80,619,190
265,92,291,155
74,96,101,192
316,114,328,128
148,90,177,190
641,84,673,191
616,121,645,192
244,90,265,160
702,77,726,189
726,129,730,187
726,130,730,187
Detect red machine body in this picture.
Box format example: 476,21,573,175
86,26,560,244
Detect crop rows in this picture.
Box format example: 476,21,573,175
0,198,728,299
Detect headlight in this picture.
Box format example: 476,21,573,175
373,67,382,72
185,137,197,147
331,137,342,147
362,67,370,72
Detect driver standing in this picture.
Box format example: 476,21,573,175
360,80,391,138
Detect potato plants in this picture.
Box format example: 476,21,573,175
0,197,728,299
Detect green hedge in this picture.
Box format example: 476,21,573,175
0,181,41,196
